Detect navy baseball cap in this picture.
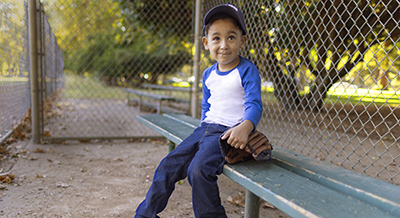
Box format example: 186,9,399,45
203,4,247,36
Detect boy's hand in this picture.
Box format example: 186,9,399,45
221,120,254,150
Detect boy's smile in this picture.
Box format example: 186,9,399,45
203,18,247,72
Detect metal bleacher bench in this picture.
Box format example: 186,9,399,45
141,84,191,92
137,113,400,218
141,84,191,104
122,88,177,114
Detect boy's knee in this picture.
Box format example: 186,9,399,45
187,162,216,184
188,163,204,182
187,163,201,179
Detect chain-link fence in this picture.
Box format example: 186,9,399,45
0,0,63,144
40,7,64,100
204,0,400,184
3,0,399,185
38,0,194,140
0,1,31,143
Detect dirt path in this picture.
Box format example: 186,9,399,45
0,139,288,218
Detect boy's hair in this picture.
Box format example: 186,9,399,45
203,4,247,37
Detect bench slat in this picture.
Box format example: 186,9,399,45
142,84,191,92
272,147,400,217
163,114,200,129
137,114,193,145
123,88,175,100
224,161,394,218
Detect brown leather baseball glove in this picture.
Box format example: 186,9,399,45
219,130,273,164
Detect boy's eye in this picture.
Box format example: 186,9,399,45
212,37,220,41
229,36,236,40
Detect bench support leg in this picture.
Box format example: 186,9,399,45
245,190,260,218
168,141,176,153
157,100,161,114
138,96,142,112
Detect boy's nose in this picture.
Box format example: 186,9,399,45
220,40,229,49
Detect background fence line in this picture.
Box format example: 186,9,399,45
1,0,399,185
1,1,30,144
0,0,63,143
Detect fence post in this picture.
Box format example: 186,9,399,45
191,0,202,119
29,0,40,143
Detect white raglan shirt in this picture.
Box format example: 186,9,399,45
201,56,263,128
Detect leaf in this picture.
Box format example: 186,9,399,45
227,195,245,207
34,148,46,153
262,201,276,209
43,131,52,137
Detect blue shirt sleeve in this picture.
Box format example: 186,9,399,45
201,66,212,122
241,61,263,129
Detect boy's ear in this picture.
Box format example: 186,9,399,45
202,36,209,50
240,35,247,49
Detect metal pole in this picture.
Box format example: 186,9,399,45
29,0,40,143
191,0,202,118
245,190,260,218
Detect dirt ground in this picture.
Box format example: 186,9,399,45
0,138,288,218
2,92,398,217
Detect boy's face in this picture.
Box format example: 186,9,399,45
202,18,247,72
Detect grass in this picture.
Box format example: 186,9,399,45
0,77,29,82
62,73,125,99
326,87,400,107
61,73,400,107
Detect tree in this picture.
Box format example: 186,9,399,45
44,0,191,85
42,0,121,65
117,0,193,41
0,0,27,77
245,0,400,110
42,0,193,86
114,0,193,85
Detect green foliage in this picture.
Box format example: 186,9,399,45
43,0,192,87
244,0,400,110
117,0,193,39
65,29,191,86
0,0,28,77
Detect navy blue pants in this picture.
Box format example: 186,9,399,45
135,122,229,218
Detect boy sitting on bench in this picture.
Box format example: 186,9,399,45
134,4,262,218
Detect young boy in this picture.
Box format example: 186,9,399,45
134,4,262,218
